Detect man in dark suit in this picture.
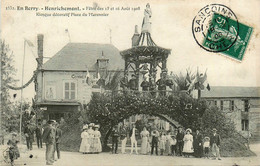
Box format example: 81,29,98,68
55,123,62,159
42,120,56,165
150,126,159,155
128,74,138,91
35,123,43,148
210,128,221,160
24,123,34,150
176,126,184,156
193,129,203,158
111,126,120,154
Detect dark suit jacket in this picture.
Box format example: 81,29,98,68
176,132,184,142
55,128,62,143
210,134,221,146
193,133,203,147
35,126,43,138
42,125,56,144
24,126,34,141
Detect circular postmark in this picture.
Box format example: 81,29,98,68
192,4,239,52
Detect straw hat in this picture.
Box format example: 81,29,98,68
186,128,192,133
204,136,210,140
89,123,95,127
212,128,217,131
94,125,100,128
82,125,88,130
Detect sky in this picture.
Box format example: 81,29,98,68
1,0,260,101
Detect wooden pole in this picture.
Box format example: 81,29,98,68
0,42,2,139
19,40,26,143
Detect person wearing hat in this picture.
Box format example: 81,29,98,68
141,76,150,92
193,129,203,158
111,125,120,154
24,122,34,150
79,125,90,154
170,135,177,156
176,126,184,156
35,122,43,149
55,122,62,159
7,132,20,166
182,128,194,157
120,124,128,154
93,125,102,153
88,123,95,153
140,127,150,154
128,74,138,91
156,72,167,96
120,75,129,91
203,136,210,158
42,120,56,165
150,126,159,155
129,124,139,154
210,128,221,160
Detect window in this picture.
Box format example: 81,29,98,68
214,100,217,106
97,59,109,69
63,81,77,100
220,100,224,111
244,100,249,112
241,120,249,131
230,100,234,111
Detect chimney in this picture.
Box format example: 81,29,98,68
132,25,140,47
37,34,44,69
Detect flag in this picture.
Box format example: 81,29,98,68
206,83,211,91
86,70,91,85
25,39,34,47
97,72,100,80
185,72,192,86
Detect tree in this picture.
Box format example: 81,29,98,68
0,40,19,135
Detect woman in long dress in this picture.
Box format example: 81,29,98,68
88,123,95,153
93,125,102,153
79,125,90,154
165,131,173,155
182,128,194,157
140,127,150,154
159,132,167,155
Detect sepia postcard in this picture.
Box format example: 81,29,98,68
0,0,260,165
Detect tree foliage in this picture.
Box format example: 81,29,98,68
85,92,207,148
1,40,19,133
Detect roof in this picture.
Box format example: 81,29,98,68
42,43,124,71
201,86,260,98
120,46,171,61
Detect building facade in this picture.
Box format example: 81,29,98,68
201,86,260,139
34,41,124,121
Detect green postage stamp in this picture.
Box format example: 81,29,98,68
192,4,253,62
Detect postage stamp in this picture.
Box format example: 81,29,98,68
192,4,253,61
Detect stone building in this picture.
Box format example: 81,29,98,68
34,36,124,120
201,86,260,140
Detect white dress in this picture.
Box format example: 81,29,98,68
79,131,90,153
88,129,95,152
183,134,194,153
93,130,102,152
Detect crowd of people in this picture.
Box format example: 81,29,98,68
41,120,62,165
79,123,102,154
109,125,221,160
5,119,62,166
